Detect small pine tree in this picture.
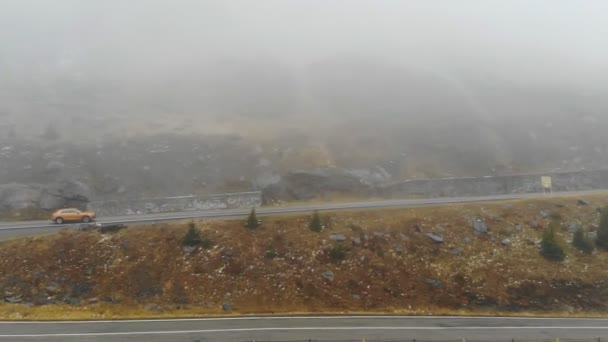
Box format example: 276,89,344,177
596,207,608,249
182,221,202,247
309,210,323,232
572,228,594,254
245,208,260,229
329,244,348,261
540,222,566,261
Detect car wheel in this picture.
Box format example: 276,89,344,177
55,217,64,224
82,216,91,223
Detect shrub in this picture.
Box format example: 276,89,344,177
597,207,608,249
309,210,323,232
265,245,279,259
182,222,202,247
540,222,566,262
245,208,260,229
572,228,594,254
329,244,348,261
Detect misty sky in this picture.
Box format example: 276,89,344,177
2,0,607,88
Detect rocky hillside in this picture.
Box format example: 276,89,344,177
1,194,607,319
2,59,608,211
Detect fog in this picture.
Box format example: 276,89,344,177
2,1,608,198
2,1,607,126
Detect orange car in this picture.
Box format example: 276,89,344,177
51,208,96,224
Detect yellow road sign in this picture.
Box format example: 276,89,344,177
541,176,552,188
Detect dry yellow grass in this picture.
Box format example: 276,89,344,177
0,193,607,320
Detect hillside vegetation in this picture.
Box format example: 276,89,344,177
1,194,608,319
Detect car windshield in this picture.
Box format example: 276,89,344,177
0,1,607,341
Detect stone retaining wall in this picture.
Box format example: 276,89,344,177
88,191,262,216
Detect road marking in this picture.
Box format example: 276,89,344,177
2,315,608,324
1,326,608,338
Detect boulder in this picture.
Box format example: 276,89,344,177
587,232,598,240
426,278,443,289
330,233,346,242
501,238,512,246
568,224,579,233
472,219,488,233
4,293,22,303
222,301,233,312
577,199,590,206
322,271,335,281
450,247,463,255
45,283,61,295
425,232,444,243
539,210,550,218
352,237,361,246
182,245,197,253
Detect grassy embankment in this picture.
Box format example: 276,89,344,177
0,194,607,319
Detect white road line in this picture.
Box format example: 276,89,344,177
1,326,608,338
2,315,608,324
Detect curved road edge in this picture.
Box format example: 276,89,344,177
0,316,607,341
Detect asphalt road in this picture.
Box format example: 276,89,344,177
0,190,605,240
0,316,607,341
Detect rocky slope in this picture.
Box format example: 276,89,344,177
2,59,608,212
0,195,607,319
0,181,90,220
